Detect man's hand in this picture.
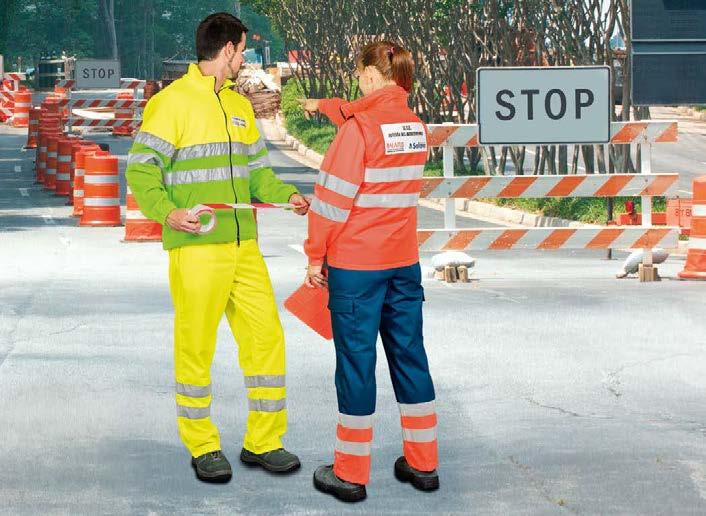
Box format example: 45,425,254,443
166,208,202,235
305,264,328,289
289,193,310,216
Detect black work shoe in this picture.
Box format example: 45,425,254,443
313,464,367,503
240,447,301,473
191,450,232,483
394,456,439,491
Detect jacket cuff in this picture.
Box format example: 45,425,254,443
155,200,178,225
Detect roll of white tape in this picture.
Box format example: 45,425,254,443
189,204,216,234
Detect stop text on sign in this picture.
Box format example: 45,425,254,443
75,59,121,89
477,66,611,145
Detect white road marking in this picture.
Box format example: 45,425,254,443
289,244,305,255
19,188,28,197
42,214,55,225
14,165,22,172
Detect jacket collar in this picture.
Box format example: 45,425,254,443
340,85,409,119
186,63,235,92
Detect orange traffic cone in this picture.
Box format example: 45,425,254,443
679,177,706,280
123,186,163,242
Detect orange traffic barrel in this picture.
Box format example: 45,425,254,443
44,133,62,191
35,115,62,183
69,140,97,206
12,90,31,128
679,177,706,280
72,145,101,217
113,91,134,136
26,106,41,148
80,152,121,227
55,137,76,196
123,186,162,242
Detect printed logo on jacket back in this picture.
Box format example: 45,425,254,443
232,116,247,128
380,123,427,155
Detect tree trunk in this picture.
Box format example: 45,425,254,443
99,0,118,60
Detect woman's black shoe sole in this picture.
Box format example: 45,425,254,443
394,463,440,491
313,475,367,502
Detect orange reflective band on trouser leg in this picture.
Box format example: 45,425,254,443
399,401,438,472
333,413,373,485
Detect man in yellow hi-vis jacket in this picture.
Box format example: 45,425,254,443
126,12,309,483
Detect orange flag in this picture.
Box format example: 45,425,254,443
284,284,333,340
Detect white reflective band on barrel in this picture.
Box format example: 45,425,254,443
310,198,349,222
364,165,424,183
39,146,47,152
84,198,120,207
248,398,286,412
402,427,437,443
355,193,420,208
125,210,148,220
176,404,210,419
398,400,436,417
317,171,359,198
694,205,706,217
244,375,286,388
58,155,72,162
57,174,70,180
335,438,371,456
47,152,57,158
84,175,118,184
690,237,706,250
176,382,211,398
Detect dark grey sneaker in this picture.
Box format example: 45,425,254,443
190,450,232,483
313,464,367,503
240,447,301,473
394,456,439,491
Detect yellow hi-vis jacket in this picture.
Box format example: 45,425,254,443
126,64,298,250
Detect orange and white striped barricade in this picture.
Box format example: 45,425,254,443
72,145,102,217
12,89,31,128
55,137,77,197
422,120,681,281
26,106,41,148
0,79,15,122
80,152,121,227
679,177,706,280
44,134,62,191
123,186,162,242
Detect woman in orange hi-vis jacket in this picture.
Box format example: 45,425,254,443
300,41,439,503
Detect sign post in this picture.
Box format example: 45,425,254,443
477,66,611,145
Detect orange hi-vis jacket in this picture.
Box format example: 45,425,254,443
304,85,429,270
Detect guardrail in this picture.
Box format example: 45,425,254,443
420,121,680,276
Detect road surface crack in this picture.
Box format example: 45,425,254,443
508,455,578,513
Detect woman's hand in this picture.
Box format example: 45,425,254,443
298,98,320,119
305,264,328,289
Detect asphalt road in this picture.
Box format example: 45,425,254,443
1,126,706,515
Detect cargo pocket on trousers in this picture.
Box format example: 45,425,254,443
328,296,358,349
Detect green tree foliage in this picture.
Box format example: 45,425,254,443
0,0,284,78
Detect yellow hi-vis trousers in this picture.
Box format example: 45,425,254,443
168,240,287,458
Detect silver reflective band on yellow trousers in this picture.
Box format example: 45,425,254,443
171,241,287,458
